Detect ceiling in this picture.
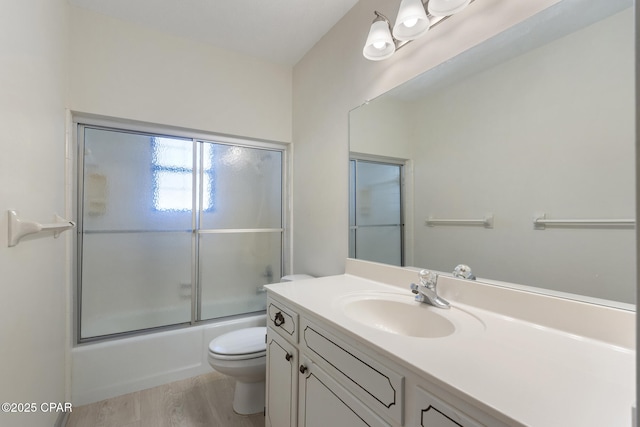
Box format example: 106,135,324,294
67,0,360,66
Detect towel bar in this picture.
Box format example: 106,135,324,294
533,213,635,230
426,213,493,228
8,210,75,247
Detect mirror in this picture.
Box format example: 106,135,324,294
349,0,635,308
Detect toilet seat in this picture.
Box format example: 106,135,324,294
209,326,266,361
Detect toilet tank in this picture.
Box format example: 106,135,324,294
280,274,314,282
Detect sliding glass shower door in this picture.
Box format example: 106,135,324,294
198,143,283,321
78,125,284,340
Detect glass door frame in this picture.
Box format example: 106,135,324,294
349,154,407,266
73,113,290,344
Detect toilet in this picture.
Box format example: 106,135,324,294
207,274,313,415
208,326,268,415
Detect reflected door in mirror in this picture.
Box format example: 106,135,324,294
349,159,404,266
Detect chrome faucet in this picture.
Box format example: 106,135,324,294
410,269,450,309
453,264,476,280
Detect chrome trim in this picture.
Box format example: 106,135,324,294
82,229,193,234
350,224,403,229
198,228,284,234
192,140,200,325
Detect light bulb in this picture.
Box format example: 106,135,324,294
403,18,418,28
373,41,387,50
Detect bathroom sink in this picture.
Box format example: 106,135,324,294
336,291,484,338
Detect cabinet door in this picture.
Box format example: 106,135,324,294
416,386,484,427
298,360,390,427
266,328,298,427
300,319,404,424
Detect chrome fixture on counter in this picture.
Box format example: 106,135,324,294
410,269,450,309
453,264,476,280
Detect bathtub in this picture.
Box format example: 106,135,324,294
71,313,266,405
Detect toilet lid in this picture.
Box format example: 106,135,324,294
209,326,267,356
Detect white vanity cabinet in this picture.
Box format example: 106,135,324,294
265,265,636,427
266,294,496,427
266,295,394,427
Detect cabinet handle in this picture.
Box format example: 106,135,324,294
285,353,292,361
273,311,285,327
299,365,308,374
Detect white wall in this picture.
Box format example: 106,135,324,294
69,6,292,143
0,1,69,426
349,98,412,160
291,0,562,277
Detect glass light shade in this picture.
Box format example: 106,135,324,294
427,0,471,16
393,0,430,41
363,20,396,61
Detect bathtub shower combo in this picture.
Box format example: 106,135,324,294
72,121,290,406
77,123,287,340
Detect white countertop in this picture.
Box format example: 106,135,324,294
266,271,635,427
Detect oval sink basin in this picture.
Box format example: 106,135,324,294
336,291,484,338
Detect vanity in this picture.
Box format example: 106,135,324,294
264,259,635,427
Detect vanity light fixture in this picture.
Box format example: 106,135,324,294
363,0,473,61
393,0,431,42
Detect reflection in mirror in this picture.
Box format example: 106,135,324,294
349,0,635,308
349,158,404,266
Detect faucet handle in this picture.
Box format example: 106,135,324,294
410,283,426,302
419,269,437,286
453,264,476,280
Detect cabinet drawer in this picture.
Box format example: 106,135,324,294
267,297,299,343
300,319,404,425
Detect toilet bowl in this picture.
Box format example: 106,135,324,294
207,274,314,414
208,326,267,415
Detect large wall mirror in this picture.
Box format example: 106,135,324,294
349,0,635,309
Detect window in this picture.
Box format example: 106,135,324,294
152,137,214,211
